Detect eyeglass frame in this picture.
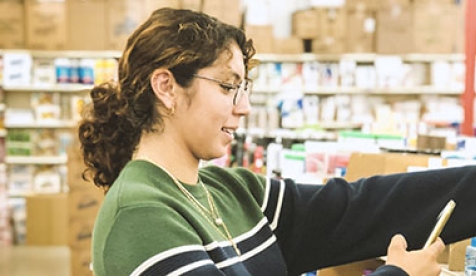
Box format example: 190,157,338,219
192,74,253,105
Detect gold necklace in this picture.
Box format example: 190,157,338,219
136,156,241,256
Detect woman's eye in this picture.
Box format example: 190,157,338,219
219,84,235,92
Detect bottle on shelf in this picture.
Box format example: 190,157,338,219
466,237,476,276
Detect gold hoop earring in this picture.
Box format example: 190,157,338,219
169,105,175,115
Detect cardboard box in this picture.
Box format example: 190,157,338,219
67,0,107,50
375,0,410,9
69,187,103,219
144,0,181,17
292,9,321,39
25,0,67,50
321,8,347,39
202,0,242,27
0,0,25,49
68,160,98,192
375,5,413,54
453,1,465,53
412,0,454,3
312,37,346,54
245,24,274,54
106,0,146,51
26,193,68,246
416,134,447,151
346,9,375,53
319,258,384,276
412,3,456,53
448,239,471,271
182,0,202,11
273,37,304,54
69,218,95,249
345,152,438,182
70,248,93,276
345,0,377,11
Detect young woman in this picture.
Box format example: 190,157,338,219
78,8,476,276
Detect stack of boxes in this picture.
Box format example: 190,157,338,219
0,0,238,52
0,0,466,54
67,143,104,276
245,0,464,54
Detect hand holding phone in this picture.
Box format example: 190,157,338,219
423,199,456,249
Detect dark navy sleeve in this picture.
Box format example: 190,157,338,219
261,166,476,275
370,265,409,276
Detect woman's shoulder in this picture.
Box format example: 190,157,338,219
105,160,180,209
200,165,264,183
199,165,267,200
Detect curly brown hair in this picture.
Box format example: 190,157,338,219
78,8,256,191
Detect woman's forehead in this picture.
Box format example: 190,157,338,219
208,45,245,77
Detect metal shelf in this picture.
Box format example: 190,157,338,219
5,120,78,129
0,49,121,59
254,53,465,63
0,50,463,62
2,84,93,92
5,155,68,165
252,86,463,95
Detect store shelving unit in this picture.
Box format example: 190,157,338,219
0,50,106,201
0,49,471,197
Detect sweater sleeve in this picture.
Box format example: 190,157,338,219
370,265,409,276
262,166,476,275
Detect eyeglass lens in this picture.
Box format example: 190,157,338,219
233,80,253,105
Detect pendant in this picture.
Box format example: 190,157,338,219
215,217,223,226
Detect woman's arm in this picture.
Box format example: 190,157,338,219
263,166,476,275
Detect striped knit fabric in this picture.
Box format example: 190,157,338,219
92,160,476,276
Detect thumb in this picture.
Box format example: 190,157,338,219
427,237,446,257
388,234,408,254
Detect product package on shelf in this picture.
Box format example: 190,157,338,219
32,59,56,85
6,130,34,156
69,95,91,121
31,92,61,123
7,165,34,196
33,165,62,194
35,129,58,156
2,53,32,86
8,197,26,245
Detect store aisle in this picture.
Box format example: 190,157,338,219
0,246,70,276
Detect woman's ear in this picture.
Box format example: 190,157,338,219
150,68,176,109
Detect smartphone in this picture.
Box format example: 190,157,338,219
423,199,456,249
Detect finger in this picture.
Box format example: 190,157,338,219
388,234,407,253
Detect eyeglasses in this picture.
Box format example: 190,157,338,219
193,74,253,105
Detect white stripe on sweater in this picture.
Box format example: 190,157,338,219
270,180,285,231
130,245,205,276
168,260,215,276
216,235,277,269
261,178,271,212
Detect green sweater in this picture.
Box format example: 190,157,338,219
92,160,476,276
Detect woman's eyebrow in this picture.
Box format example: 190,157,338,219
226,71,242,82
